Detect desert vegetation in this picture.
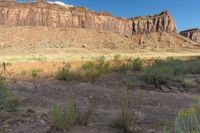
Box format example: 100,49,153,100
55,56,200,88
0,1,200,132
174,97,200,133
55,56,144,81
0,77,18,112
1,56,200,132
50,95,98,132
0,54,200,133
50,97,79,131
113,88,142,133
143,57,200,86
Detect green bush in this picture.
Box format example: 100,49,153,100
0,80,18,111
143,58,200,85
31,69,38,78
132,58,144,71
82,61,95,71
30,69,43,79
55,67,74,81
186,59,200,74
174,107,200,133
51,98,78,131
114,88,137,133
174,97,200,133
95,57,110,74
164,58,185,75
155,58,200,75
144,65,174,85
56,59,111,81
114,54,122,62
55,58,200,83
81,61,100,80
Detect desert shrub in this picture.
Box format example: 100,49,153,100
31,69,38,78
82,61,95,71
185,59,200,74
114,54,122,62
51,98,78,131
113,54,122,68
115,90,133,132
132,58,144,71
174,107,200,133
181,78,197,88
56,58,111,81
81,94,98,126
113,88,139,133
165,58,186,75
112,55,132,72
143,58,200,85
81,61,101,80
156,58,200,75
31,69,43,79
55,58,200,82
95,56,110,74
173,97,200,133
154,58,185,75
0,79,18,111
144,65,174,85
55,66,74,81
96,56,106,63
84,57,110,74
112,62,132,72
96,62,110,74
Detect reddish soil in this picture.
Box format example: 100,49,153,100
0,26,199,52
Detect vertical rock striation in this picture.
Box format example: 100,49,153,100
131,11,177,34
180,29,200,43
0,2,177,35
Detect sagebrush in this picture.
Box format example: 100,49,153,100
0,79,18,111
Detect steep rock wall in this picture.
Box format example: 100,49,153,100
0,2,177,35
180,29,200,43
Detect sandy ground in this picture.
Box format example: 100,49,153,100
3,72,199,133
0,26,200,133
0,26,198,51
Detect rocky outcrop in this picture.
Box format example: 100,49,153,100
131,11,177,34
180,29,200,43
0,2,177,35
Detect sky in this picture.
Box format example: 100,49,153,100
20,0,200,32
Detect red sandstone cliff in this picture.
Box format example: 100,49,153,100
180,29,200,43
0,2,177,35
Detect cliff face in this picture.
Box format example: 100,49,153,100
0,3,177,35
132,11,177,34
180,29,200,43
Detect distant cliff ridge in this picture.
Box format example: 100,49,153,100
0,2,177,35
180,29,200,43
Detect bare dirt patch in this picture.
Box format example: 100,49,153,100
2,72,199,133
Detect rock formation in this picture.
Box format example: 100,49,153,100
131,11,176,34
180,29,200,43
0,2,177,35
